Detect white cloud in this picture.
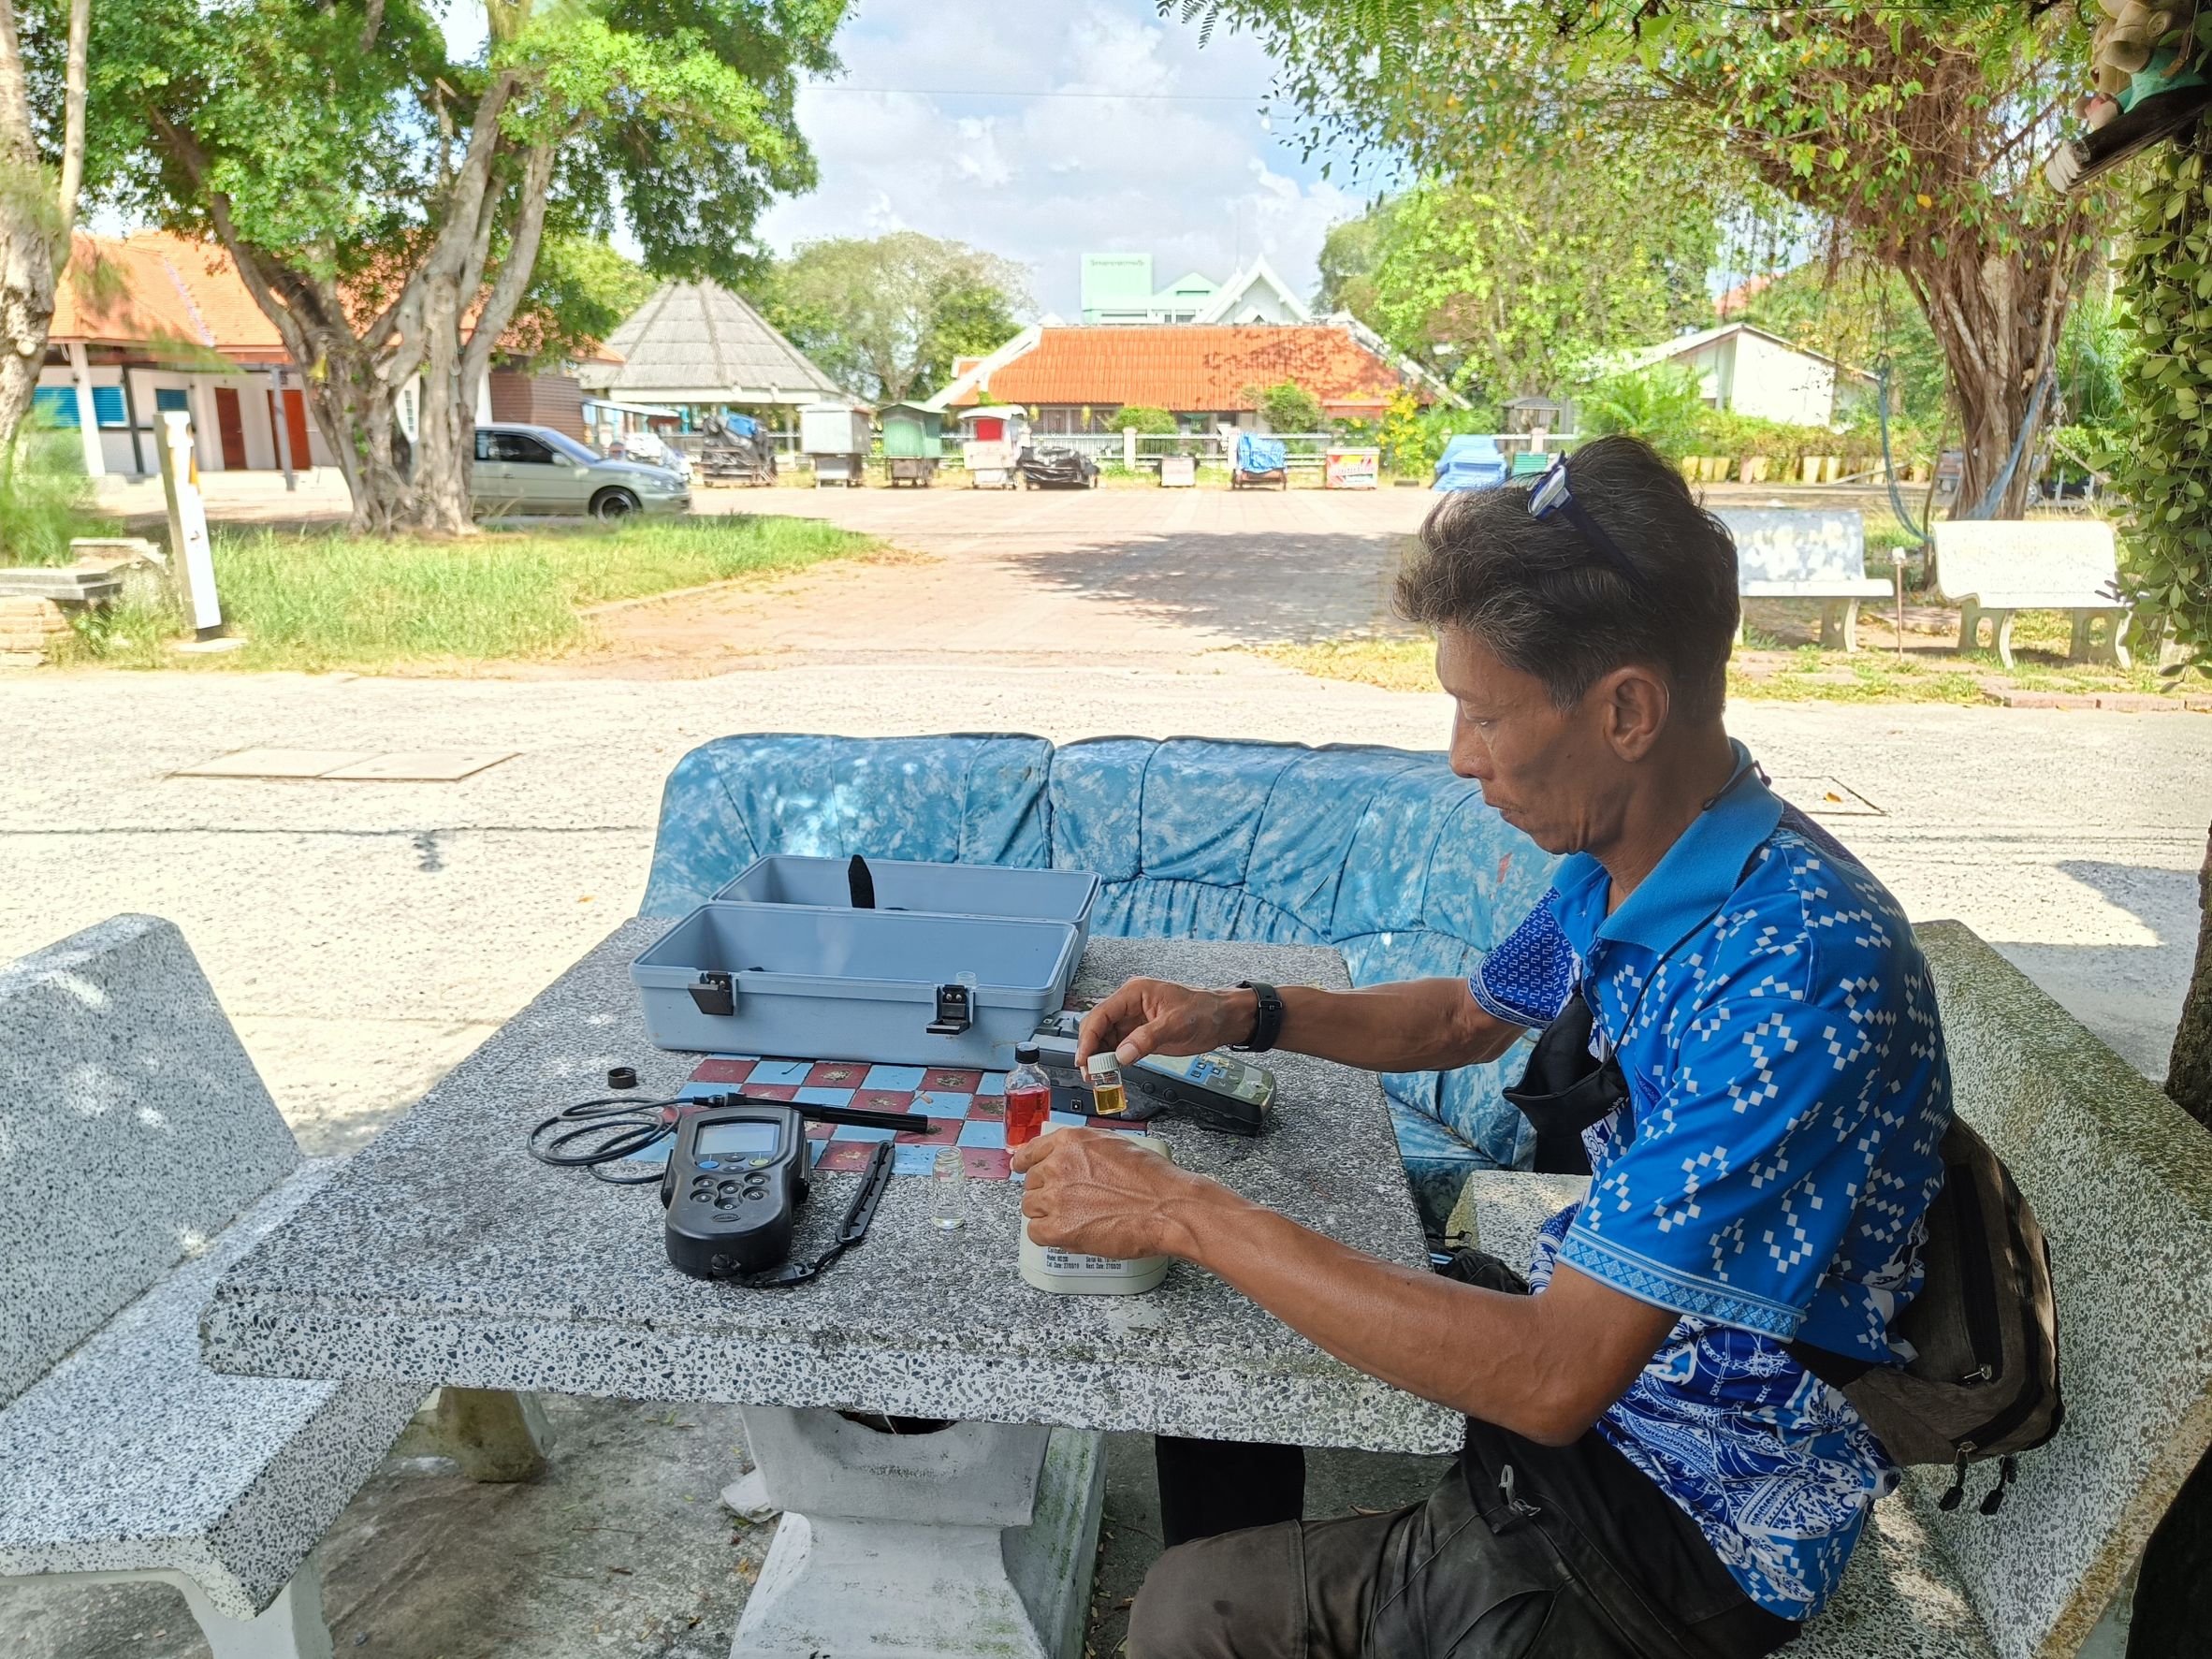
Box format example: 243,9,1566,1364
757,0,1369,319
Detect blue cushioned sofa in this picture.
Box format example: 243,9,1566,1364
641,735,1558,1230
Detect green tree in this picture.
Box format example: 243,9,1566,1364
1244,379,1324,431
1172,0,2102,517
1576,365,1710,464
79,0,841,532
0,0,89,462
2108,117,2212,1125
1113,404,1177,435
502,234,659,371
1335,168,1716,403
759,231,1028,404
1315,204,1391,319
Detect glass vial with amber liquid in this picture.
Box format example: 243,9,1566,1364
1084,1052,1128,1117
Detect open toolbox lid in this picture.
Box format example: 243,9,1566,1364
713,854,1099,943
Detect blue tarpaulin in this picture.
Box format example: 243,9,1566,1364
1236,433,1288,474
1433,434,1507,492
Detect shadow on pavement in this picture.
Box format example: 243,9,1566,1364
993,522,1423,646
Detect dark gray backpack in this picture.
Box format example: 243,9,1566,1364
1791,1118,2063,1514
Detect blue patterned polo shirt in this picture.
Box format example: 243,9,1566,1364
1469,746,1951,1618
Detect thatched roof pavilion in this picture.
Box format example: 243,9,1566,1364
580,280,840,412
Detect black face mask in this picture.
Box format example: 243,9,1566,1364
1502,993,1629,1177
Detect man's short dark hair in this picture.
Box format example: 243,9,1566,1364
1396,434,1739,725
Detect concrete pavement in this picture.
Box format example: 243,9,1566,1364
3,662,2205,1151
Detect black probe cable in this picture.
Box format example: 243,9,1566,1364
526,1094,687,1185
527,1091,929,1186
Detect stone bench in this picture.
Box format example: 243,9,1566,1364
1450,920,2212,1658
0,916,528,1659
1933,520,2132,670
1717,506,1891,651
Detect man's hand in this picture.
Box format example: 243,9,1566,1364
1076,977,1253,1068
1011,1127,1226,1261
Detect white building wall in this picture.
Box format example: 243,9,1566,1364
1724,332,1838,426
35,361,341,475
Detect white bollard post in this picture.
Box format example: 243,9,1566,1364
157,411,226,642
1123,426,1136,471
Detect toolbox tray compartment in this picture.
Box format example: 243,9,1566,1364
714,855,1100,956
633,901,1082,1067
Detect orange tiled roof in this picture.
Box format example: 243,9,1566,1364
52,231,288,360
957,325,1409,415
52,230,619,366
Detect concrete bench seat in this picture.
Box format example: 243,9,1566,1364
0,1159,422,1644
0,916,426,1659
1717,507,1890,650
1449,921,2212,1659
1933,520,2132,669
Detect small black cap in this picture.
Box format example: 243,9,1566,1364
1014,1045,1041,1064
606,1065,638,1090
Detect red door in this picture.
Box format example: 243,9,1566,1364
266,388,312,468
214,387,248,470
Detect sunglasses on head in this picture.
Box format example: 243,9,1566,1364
1527,458,1649,594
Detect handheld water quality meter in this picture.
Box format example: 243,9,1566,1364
1029,1011,1275,1136
659,1102,808,1279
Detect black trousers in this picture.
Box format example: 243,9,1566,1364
1139,1254,1797,1659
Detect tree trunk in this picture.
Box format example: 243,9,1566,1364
0,0,88,465
2169,822,2212,1128
1903,224,2083,520
387,73,519,536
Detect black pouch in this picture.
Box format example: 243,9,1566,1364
1501,995,1627,1176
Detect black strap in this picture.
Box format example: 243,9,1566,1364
848,853,876,909
738,1141,894,1288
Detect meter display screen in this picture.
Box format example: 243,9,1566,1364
694,1119,781,1157
1138,1051,1269,1102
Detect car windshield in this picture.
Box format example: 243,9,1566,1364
537,430,599,465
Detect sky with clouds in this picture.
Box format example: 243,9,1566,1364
754,2,1389,320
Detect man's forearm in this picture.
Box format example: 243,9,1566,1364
1236,978,1524,1072
1153,1183,1662,1445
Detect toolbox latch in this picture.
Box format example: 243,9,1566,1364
690,971,735,1017
926,982,974,1036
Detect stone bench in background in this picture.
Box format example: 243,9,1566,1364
1933,520,2132,670
1717,505,1892,651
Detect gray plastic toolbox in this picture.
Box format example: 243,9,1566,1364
713,855,1101,956
632,902,1082,1067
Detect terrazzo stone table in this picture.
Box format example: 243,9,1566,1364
204,924,1459,1659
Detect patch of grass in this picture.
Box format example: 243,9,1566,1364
0,431,117,566
1260,636,1437,694
67,515,876,672
1729,657,1989,706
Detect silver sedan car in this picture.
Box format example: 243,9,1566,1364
472,423,691,520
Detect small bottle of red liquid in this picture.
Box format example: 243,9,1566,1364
1003,1045,1051,1147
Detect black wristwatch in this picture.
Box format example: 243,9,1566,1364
1234,982,1284,1053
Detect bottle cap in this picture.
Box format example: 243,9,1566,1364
1014,1045,1041,1064
1084,1053,1119,1079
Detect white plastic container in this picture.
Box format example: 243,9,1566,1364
1016,1124,1173,1295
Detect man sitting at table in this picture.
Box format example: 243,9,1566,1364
1014,434,1952,1659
